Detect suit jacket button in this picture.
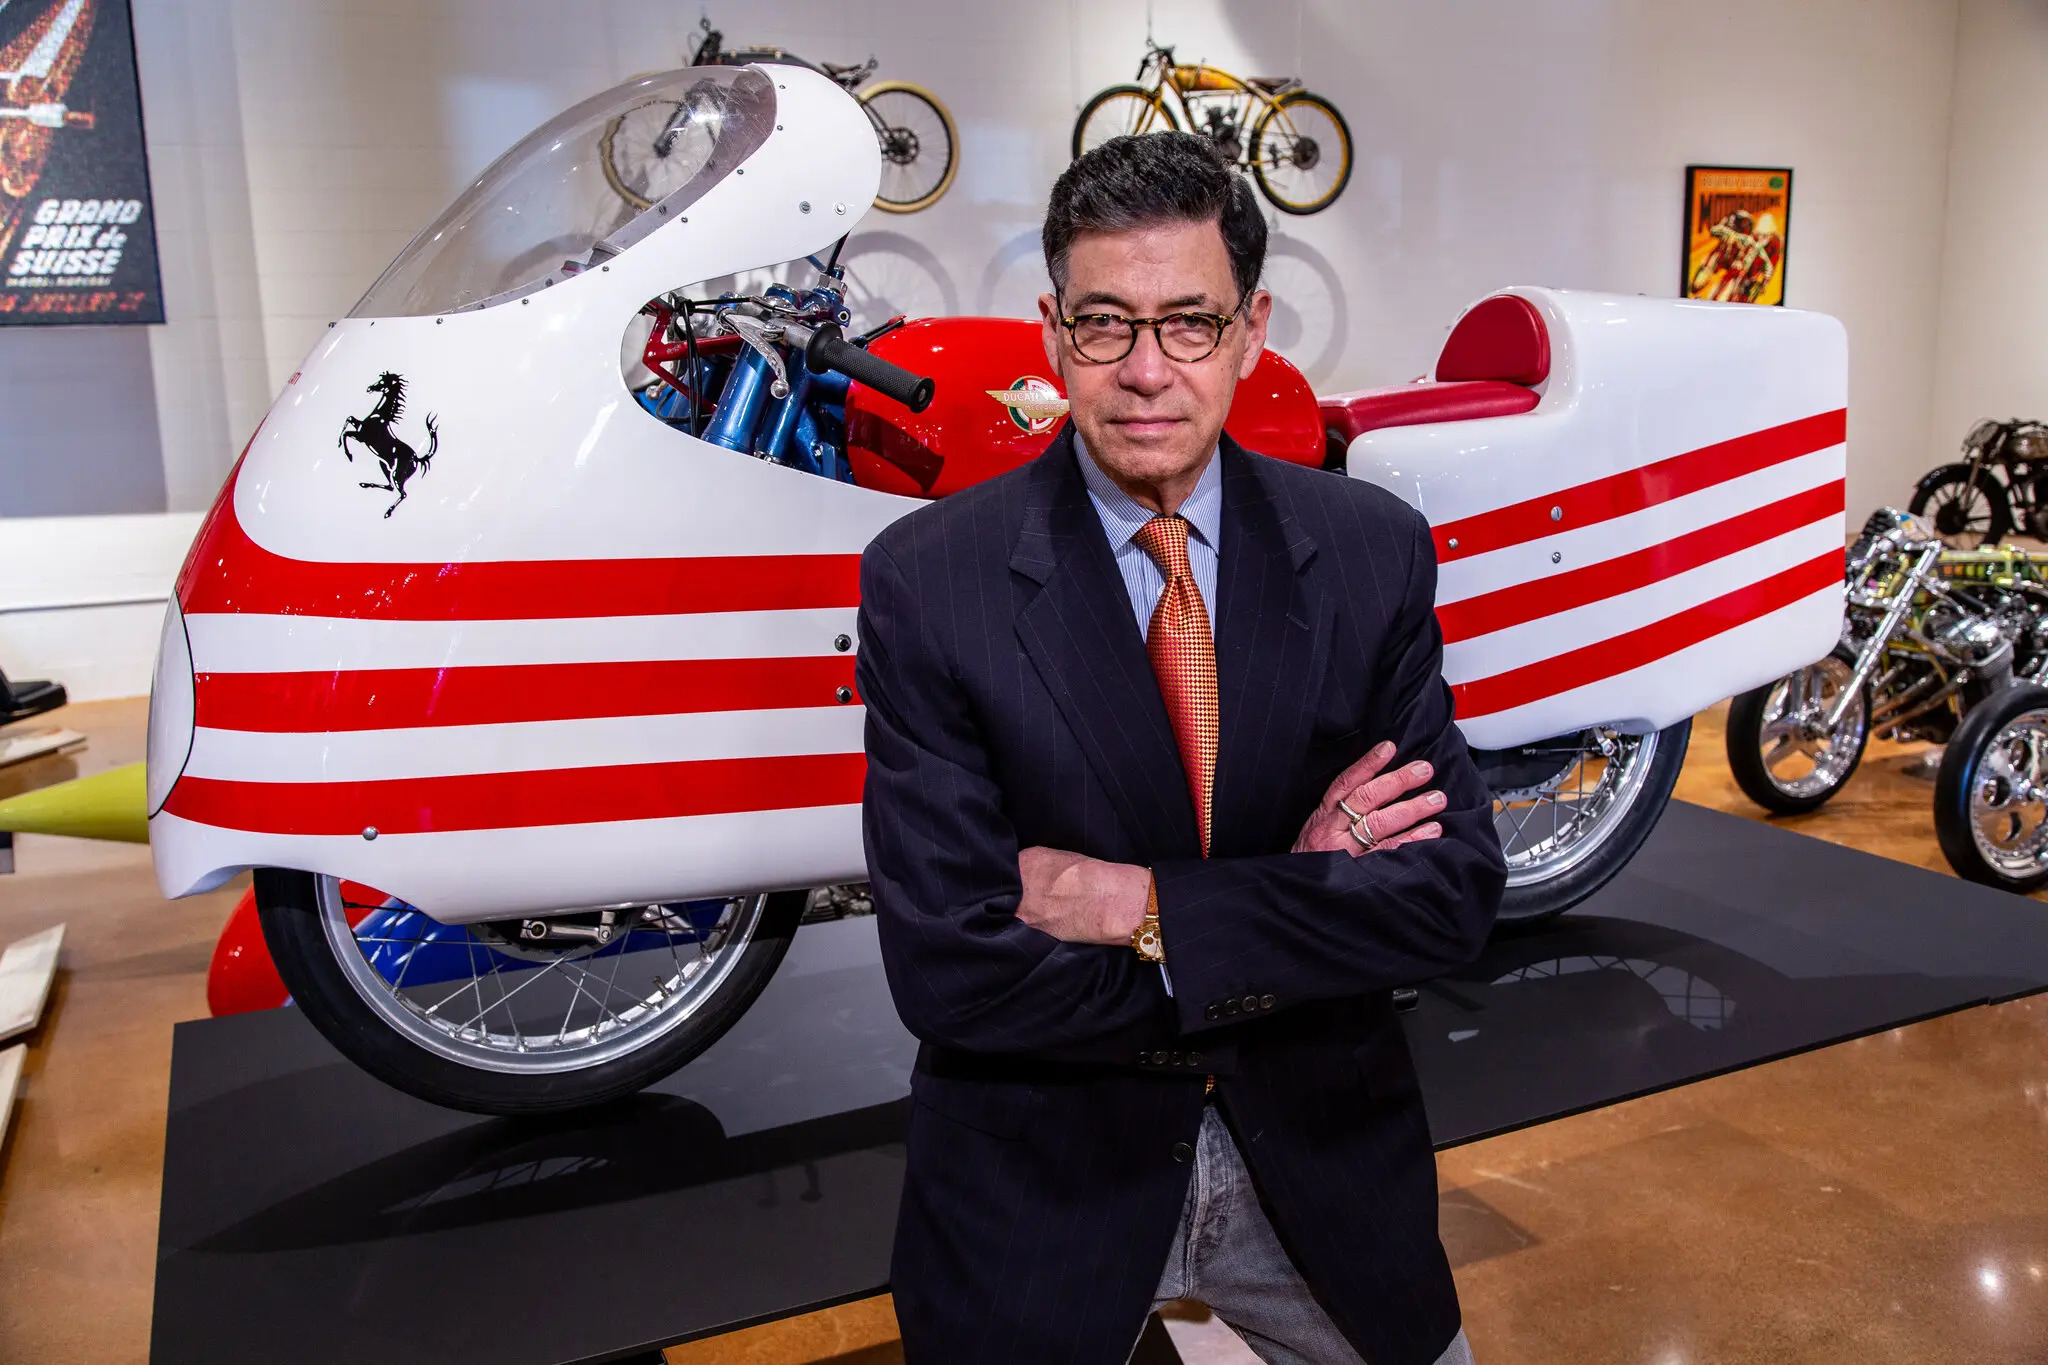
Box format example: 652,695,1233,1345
1225,999,1239,1016
1138,1052,1151,1065
1204,1004,1220,1022
1260,994,1276,1010
1153,1050,1169,1065
1171,1142,1194,1163
1186,1051,1201,1066
1241,995,1259,1013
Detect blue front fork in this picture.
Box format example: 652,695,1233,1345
698,347,851,482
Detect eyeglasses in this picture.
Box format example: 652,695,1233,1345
1058,297,1245,364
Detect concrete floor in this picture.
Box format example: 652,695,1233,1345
2,698,2042,1363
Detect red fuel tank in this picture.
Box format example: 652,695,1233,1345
845,317,1324,499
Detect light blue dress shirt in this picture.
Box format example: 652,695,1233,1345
1074,433,1222,637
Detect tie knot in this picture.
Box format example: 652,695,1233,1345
1134,515,1194,579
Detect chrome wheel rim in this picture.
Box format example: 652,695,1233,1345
1756,657,1866,798
1493,728,1658,888
316,876,767,1075
1970,708,2048,878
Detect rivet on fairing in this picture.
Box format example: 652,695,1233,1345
362,827,379,841
1551,551,1562,564
800,201,812,214
1550,506,1563,521
836,686,854,704
835,203,847,215
834,634,852,652
1447,538,1458,549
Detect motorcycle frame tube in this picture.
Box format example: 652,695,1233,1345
149,65,906,916
1346,287,1848,751
1828,543,1942,729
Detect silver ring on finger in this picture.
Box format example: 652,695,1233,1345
1338,798,1366,823
1347,812,1378,850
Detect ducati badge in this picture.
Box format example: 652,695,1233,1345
339,371,439,518
986,376,1068,434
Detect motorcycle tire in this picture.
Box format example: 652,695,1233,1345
1934,683,2048,893
254,868,807,1114
1725,645,1869,815
1491,718,1691,926
1908,463,2011,547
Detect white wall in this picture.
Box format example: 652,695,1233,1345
192,0,1971,499
4,0,1978,697
1929,0,2048,497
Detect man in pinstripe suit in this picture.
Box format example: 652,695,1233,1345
857,134,1506,1364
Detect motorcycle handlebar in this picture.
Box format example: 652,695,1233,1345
801,325,935,413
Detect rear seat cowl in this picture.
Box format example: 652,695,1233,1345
1434,293,1550,386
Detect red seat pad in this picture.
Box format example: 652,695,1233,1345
1318,380,1540,446
1435,294,1550,386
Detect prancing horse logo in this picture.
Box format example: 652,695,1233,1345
339,371,438,518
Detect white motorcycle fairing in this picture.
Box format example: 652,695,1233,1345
1343,287,1847,751
148,63,1849,926
149,65,918,920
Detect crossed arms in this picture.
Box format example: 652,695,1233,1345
856,522,1505,1055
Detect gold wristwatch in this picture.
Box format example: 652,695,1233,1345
1132,873,1164,963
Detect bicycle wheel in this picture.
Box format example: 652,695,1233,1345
1072,84,1180,159
601,91,722,212
1250,91,1353,215
860,81,959,214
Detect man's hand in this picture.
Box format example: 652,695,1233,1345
1292,740,1446,856
1016,846,1152,946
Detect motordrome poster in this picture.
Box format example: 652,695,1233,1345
1681,165,1791,308
0,0,162,325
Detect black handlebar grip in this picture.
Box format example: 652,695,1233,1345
805,327,935,413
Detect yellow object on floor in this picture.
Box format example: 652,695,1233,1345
0,761,148,843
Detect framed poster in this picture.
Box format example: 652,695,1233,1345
1682,165,1791,306
0,0,163,324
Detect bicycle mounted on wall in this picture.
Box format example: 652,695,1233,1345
1072,38,1354,215
677,16,958,214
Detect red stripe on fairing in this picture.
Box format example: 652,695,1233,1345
176,476,861,619
159,752,867,836
194,657,861,732
1435,480,1845,645
1451,549,1843,720
1431,409,1847,564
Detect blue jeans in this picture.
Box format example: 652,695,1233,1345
1144,1105,1474,1365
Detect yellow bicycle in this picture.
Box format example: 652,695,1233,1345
1073,39,1353,216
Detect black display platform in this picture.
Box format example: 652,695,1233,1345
151,803,2048,1364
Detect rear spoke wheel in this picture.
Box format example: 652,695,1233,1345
1251,92,1353,215
860,83,959,213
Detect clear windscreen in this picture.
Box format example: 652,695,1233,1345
350,66,778,317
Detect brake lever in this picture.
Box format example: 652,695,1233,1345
720,312,793,399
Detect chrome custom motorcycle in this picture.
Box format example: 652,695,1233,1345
1726,508,2048,815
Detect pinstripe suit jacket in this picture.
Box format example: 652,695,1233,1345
857,428,1506,1365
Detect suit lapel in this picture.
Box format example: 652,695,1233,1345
1210,438,1328,857
1012,429,1200,857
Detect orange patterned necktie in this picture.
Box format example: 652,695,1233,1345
1133,515,1218,857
